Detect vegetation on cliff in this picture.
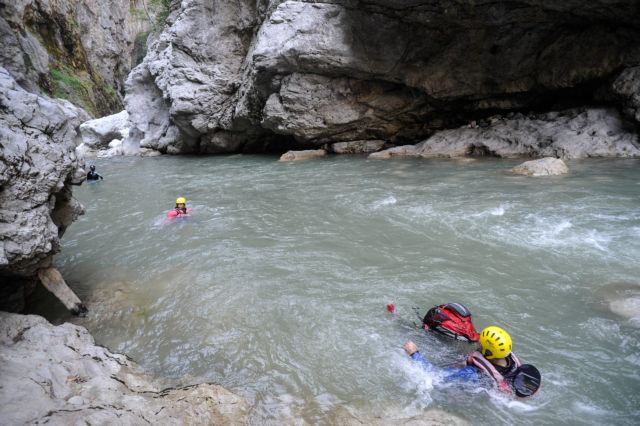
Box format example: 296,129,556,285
23,4,121,116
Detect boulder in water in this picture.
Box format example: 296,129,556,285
279,149,327,161
510,157,569,176
596,283,640,323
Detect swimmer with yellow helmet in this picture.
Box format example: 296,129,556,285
167,196,192,218
404,325,540,397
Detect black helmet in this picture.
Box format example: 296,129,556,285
90,165,95,171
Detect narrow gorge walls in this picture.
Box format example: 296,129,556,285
125,0,640,154
0,67,87,311
0,0,156,117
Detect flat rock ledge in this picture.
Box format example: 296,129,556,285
369,108,640,160
510,157,569,176
279,149,327,161
0,312,248,425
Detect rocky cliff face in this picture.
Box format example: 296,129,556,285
0,311,248,424
0,0,154,117
0,67,88,311
125,0,640,154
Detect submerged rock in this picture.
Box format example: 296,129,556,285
595,283,640,325
328,406,469,426
511,157,569,176
0,312,248,424
279,149,327,161
370,108,640,160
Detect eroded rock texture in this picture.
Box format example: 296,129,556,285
0,311,248,425
369,108,640,160
0,0,154,116
125,0,640,154
0,67,88,311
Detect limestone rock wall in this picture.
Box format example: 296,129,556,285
125,0,640,154
0,67,88,311
369,108,640,160
0,311,248,425
0,0,155,116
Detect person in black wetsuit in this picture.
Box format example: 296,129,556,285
86,165,103,181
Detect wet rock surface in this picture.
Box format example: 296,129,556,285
594,283,640,326
328,406,469,426
0,311,249,425
511,157,569,176
279,149,327,161
0,67,88,286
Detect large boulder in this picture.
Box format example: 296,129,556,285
0,312,248,424
0,67,88,310
79,110,130,149
370,108,640,160
123,0,640,154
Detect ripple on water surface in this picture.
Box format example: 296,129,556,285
29,156,640,425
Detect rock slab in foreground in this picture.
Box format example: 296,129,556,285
511,157,569,176
0,312,248,425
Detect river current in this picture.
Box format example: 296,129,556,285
30,155,640,425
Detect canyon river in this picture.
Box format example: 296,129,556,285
29,155,640,425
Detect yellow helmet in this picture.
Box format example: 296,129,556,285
479,326,512,359
176,197,186,204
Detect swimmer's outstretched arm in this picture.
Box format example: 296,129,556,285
403,340,480,381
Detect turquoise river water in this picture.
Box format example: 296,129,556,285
30,155,640,425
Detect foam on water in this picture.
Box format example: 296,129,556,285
373,195,398,208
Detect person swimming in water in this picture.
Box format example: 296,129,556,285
86,165,103,181
167,197,192,218
404,325,540,397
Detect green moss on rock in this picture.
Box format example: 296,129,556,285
24,4,122,117
48,66,120,117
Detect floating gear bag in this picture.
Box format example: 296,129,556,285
423,303,480,342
